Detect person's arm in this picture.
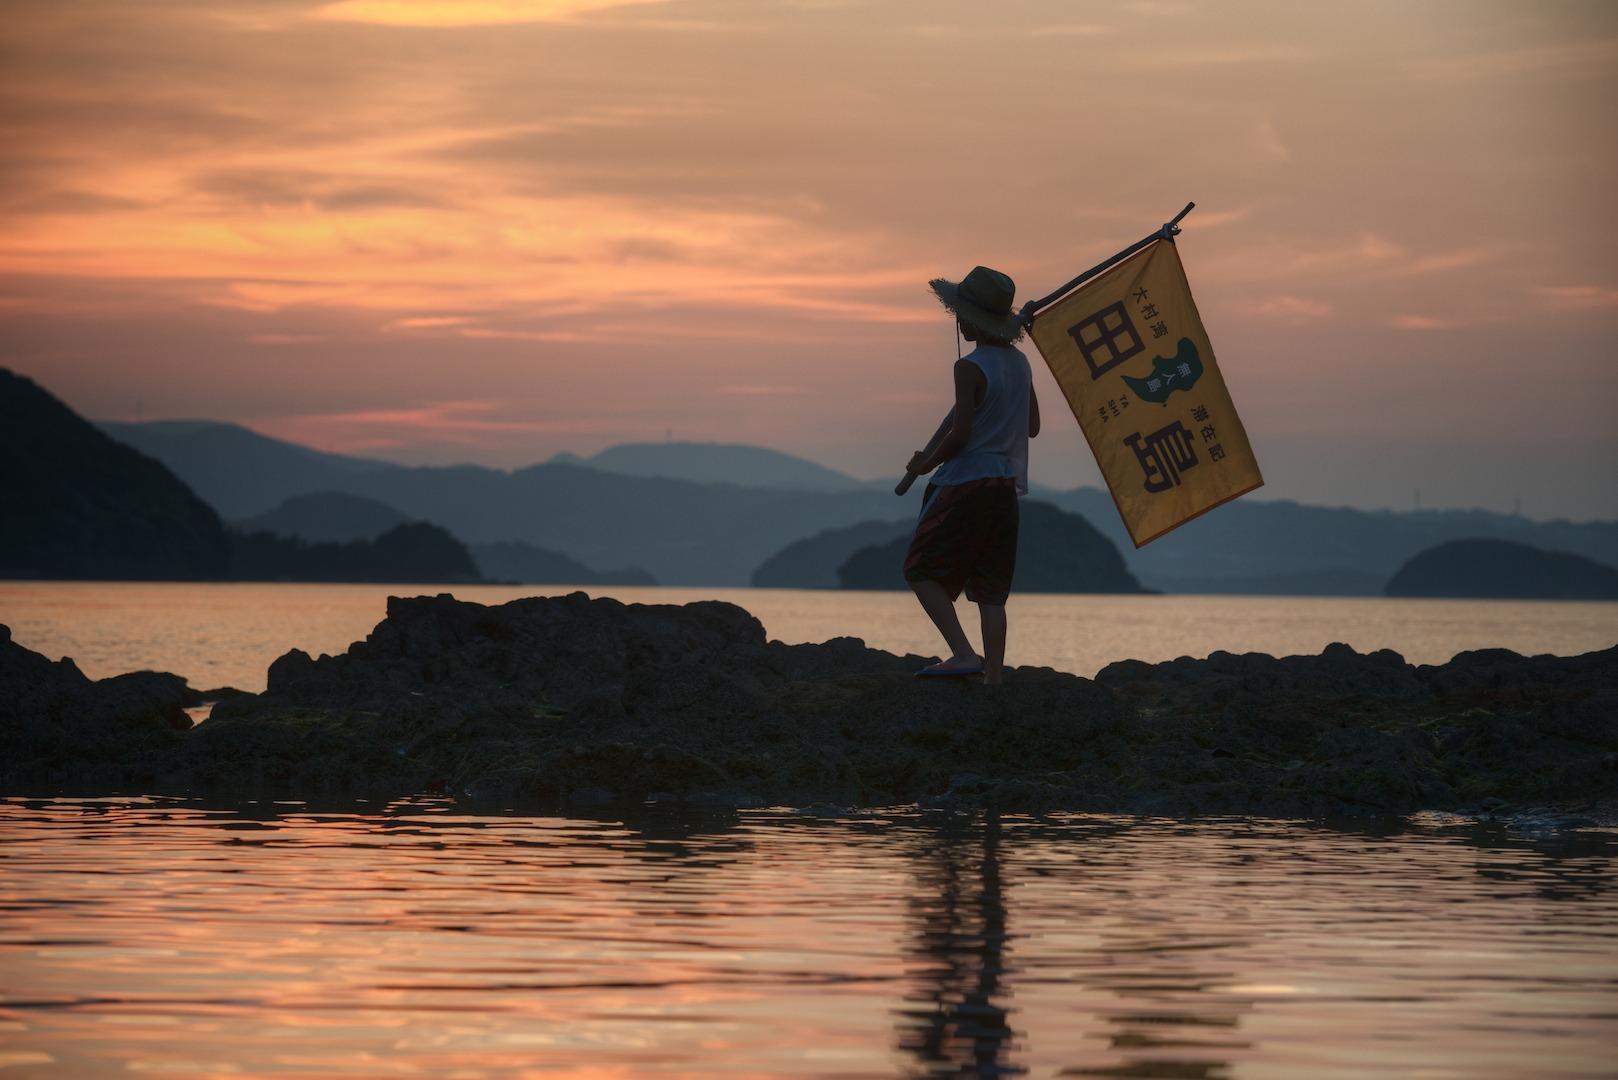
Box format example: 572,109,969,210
907,360,983,475
1029,383,1041,438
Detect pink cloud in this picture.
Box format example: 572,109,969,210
1389,247,1501,277
715,384,804,397
250,400,554,452
1533,285,1618,311
385,315,476,330
315,0,673,26
247,333,327,345
456,326,609,344
1237,295,1333,323
287,400,541,431
2,0,1615,518
1408,38,1618,81
1389,315,1458,331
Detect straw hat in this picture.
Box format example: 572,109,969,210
928,265,1024,343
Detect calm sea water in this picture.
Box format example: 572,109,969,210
4,586,1616,1076
1,582,1615,693
1,799,1615,1078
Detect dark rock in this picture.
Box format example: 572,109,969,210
793,802,859,817
188,686,252,704
563,786,618,807
0,623,194,785
1097,641,1429,704
2,596,1615,821
685,790,767,809
86,672,193,731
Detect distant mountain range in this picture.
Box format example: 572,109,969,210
102,420,401,520
554,441,869,491
98,418,1618,594
103,421,898,585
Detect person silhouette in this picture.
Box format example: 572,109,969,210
903,266,1039,685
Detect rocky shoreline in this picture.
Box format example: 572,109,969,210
3,593,1614,822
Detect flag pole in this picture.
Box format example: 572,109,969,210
1018,202,1195,327
893,409,955,496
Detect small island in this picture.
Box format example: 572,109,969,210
838,501,1149,594
1386,538,1618,600
751,519,911,588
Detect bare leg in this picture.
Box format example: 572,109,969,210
979,603,1006,684
910,579,979,670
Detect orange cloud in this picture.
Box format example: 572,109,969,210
1389,315,1458,331
248,333,328,345
1533,285,1618,312
274,400,545,432
316,0,671,27
1389,246,1501,277
2,0,1615,516
1237,295,1332,323
249,399,621,453
1408,37,1618,81
385,315,476,330
715,384,804,397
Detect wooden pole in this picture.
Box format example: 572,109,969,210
894,409,956,496
1017,202,1195,326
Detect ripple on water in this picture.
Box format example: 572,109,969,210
0,797,1615,1078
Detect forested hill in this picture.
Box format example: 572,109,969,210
1385,539,1618,600
2,369,229,580
838,502,1148,595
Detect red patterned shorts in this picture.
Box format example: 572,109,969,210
902,477,1019,605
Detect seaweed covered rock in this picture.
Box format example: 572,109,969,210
2,595,1615,820
1090,641,1618,815
185,592,1130,804
0,623,195,786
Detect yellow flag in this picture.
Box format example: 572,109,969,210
1029,239,1262,547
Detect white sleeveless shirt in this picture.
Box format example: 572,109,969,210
930,344,1031,495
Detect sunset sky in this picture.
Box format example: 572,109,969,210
3,0,1615,518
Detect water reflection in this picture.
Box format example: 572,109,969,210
897,813,1023,1077
1,799,1615,1079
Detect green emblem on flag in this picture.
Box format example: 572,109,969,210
1122,338,1204,405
